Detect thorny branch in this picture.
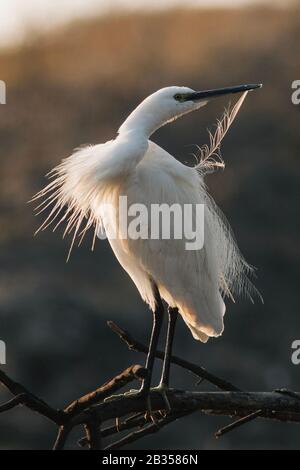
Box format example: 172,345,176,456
0,321,300,450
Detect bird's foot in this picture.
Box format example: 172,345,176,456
124,389,160,423
104,388,159,423
103,388,146,404
151,383,172,415
123,388,145,398
103,392,125,403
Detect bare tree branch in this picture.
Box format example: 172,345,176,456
0,369,64,425
1,324,300,450
78,413,149,448
69,389,300,427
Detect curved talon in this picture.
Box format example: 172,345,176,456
104,388,145,403
123,389,158,422
103,392,125,403
144,394,161,424
124,389,143,397
117,388,159,423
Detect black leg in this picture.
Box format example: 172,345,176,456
140,284,164,394
159,307,178,387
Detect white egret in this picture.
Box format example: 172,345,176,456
33,83,262,403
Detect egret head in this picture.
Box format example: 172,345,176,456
119,84,262,137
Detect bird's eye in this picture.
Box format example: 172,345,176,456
174,93,183,102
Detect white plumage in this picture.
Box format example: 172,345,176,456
33,85,260,344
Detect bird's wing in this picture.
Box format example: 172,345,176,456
110,140,226,341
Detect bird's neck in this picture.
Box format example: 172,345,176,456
118,103,163,138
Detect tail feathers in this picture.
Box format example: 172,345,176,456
177,292,226,343
187,324,209,343
184,316,224,343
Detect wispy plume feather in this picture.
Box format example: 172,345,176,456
195,91,248,173
30,145,103,261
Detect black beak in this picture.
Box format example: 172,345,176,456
185,83,262,101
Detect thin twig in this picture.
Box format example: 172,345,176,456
215,410,262,438
104,410,193,450
84,414,102,450
0,394,26,413
78,413,148,448
104,423,160,450
103,413,147,437
53,425,73,450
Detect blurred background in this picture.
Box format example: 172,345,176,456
0,0,299,450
